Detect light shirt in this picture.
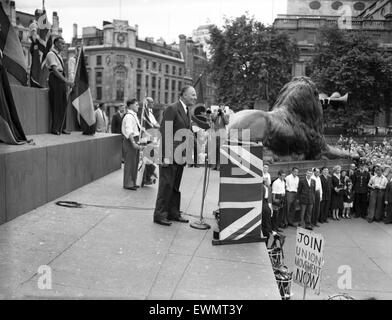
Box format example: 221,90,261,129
147,108,160,128
285,174,299,192
46,47,64,73
122,110,141,139
311,175,323,200
263,172,271,187
368,175,388,190
68,55,77,82
272,178,286,195
179,99,188,115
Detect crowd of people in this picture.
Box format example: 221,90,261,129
261,160,392,244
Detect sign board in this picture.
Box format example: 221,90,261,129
293,228,325,295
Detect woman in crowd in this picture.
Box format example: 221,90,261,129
342,181,354,219
331,165,345,220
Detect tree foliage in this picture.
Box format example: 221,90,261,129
310,26,392,127
208,15,298,110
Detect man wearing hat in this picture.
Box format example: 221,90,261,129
351,162,370,218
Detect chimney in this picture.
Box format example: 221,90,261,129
73,23,78,39
9,1,16,25
135,24,139,38
52,11,59,35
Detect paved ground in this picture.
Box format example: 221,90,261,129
1,166,391,300
0,167,280,300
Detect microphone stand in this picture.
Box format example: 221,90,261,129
190,116,213,230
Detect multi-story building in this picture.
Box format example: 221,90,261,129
273,0,392,76
192,23,213,59
1,0,62,71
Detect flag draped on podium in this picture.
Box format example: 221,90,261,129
217,143,264,242
0,3,28,86
70,49,96,135
29,10,52,88
0,57,29,144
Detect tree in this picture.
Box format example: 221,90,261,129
208,15,298,110
310,26,392,127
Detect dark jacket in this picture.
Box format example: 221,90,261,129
320,174,332,201
297,178,316,205
385,181,392,203
351,170,370,194
111,112,123,134
160,101,192,165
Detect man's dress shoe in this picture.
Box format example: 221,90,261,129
62,130,71,135
124,186,137,191
168,216,189,223
154,218,172,226
52,131,61,135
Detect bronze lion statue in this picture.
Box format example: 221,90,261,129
228,77,353,161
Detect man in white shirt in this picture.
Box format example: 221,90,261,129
263,164,271,187
46,37,73,135
311,168,323,227
367,165,388,222
122,98,142,191
285,167,299,227
272,170,286,232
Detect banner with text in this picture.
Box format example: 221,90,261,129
293,228,325,295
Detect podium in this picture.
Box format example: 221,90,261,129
212,140,267,245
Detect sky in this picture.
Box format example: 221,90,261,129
15,0,287,43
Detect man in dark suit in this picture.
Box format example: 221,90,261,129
153,86,196,226
111,105,125,134
320,167,332,223
297,169,316,230
352,163,370,218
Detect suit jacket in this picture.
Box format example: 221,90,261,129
297,178,316,205
385,181,392,203
160,101,192,165
320,174,332,201
352,170,370,194
111,112,123,134
95,109,108,133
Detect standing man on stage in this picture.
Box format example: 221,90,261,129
95,102,109,133
122,99,143,191
46,37,73,135
153,86,196,226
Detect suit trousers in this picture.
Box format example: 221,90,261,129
385,203,392,223
312,191,321,225
320,199,330,222
367,189,385,222
48,73,67,134
300,203,313,227
354,192,368,218
286,192,297,225
261,201,272,237
123,139,139,188
154,163,184,220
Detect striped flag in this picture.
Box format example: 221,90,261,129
70,49,96,135
29,10,52,87
216,142,264,243
0,54,29,144
0,3,28,86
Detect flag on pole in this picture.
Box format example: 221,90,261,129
0,52,29,144
70,48,96,135
29,9,52,88
193,73,205,105
0,3,28,86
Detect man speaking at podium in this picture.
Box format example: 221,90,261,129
153,86,196,226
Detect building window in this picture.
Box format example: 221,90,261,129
152,61,157,70
165,79,169,90
172,66,176,75
137,89,141,101
137,58,142,69
353,2,365,11
158,78,161,90
145,75,149,93
152,76,156,89
116,70,126,101
85,56,89,66
146,60,149,70
171,92,175,103
96,87,102,100
116,55,125,65
165,64,169,74
137,73,142,87
179,68,182,76
152,90,156,100
165,92,169,104
96,55,102,66
178,81,182,91
159,63,162,72
309,1,321,10
171,80,176,91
